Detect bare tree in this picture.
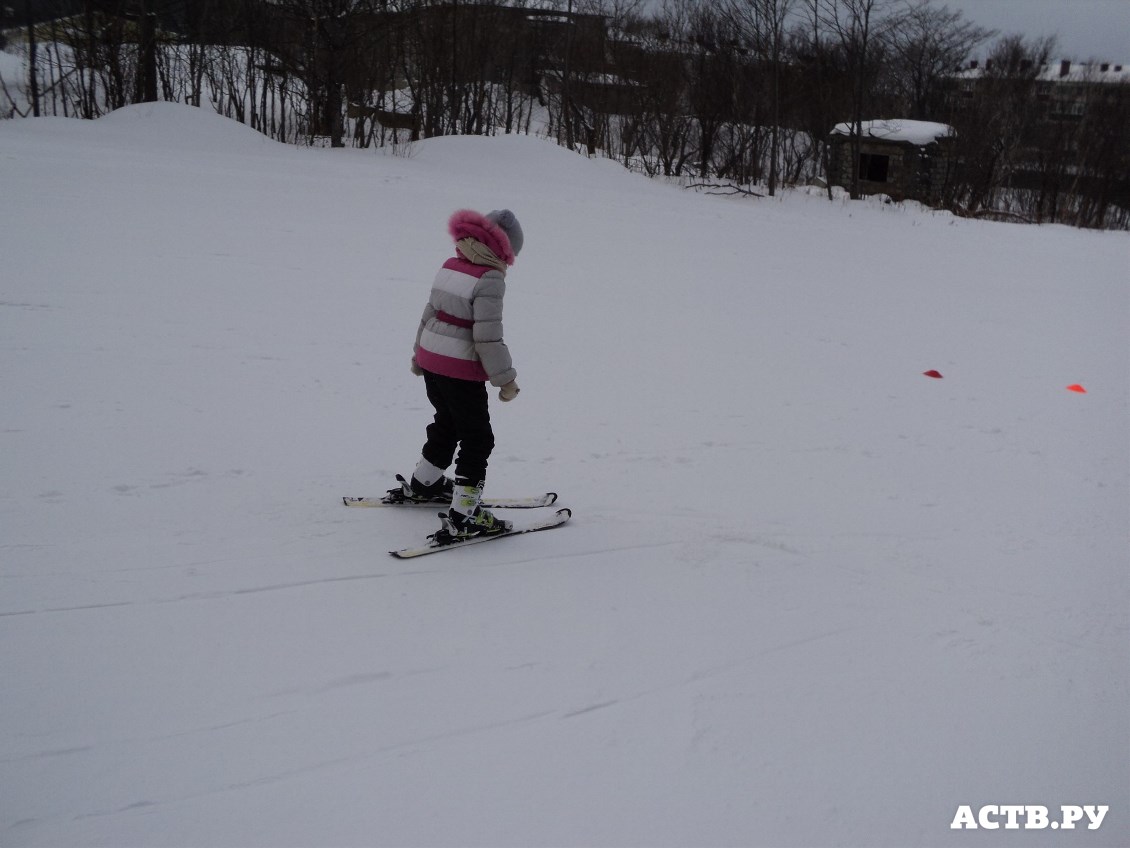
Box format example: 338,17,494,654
809,0,899,198
884,0,992,119
1072,75,1130,228
24,0,42,115
945,34,1055,216
685,1,737,177
726,0,794,194
262,0,372,146
792,3,849,197
136,0,158,101
648,0,697,175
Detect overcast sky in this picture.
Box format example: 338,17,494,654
637,0,1129,62
940,0,1130,61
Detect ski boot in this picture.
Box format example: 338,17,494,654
433,507,511,543
431,479,511,544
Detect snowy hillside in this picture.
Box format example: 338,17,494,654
2,102,1127,847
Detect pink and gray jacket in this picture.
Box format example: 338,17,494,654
413,210,517,386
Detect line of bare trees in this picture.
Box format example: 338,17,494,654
942,35,1130,228
2,0,1127,227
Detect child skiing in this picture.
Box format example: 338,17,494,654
396,208,524,541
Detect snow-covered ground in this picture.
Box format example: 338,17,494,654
2,103,1127,847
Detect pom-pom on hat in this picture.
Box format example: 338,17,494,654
486,209,523,258
448,208,523,266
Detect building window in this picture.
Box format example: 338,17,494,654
858,153,890,182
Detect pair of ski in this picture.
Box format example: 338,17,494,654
344,476,570,558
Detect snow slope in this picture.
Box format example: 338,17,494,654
2,102,1127,847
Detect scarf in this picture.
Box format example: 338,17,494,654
456,237,508,273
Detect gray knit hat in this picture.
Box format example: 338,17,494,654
486,209,524,257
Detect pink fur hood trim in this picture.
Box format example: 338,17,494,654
447,209,516,267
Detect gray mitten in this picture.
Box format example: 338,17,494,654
499,380,520,402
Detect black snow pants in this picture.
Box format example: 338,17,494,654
421,370,494,484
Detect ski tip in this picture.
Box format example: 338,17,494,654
547,492,559,505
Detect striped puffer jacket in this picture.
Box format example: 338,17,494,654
413,210,517,387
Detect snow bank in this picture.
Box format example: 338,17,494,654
95,101,282,151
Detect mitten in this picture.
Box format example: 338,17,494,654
410,356,423,377
499,380,520,402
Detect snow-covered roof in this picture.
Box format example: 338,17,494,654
954,60,1130,84
831,119,955,145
